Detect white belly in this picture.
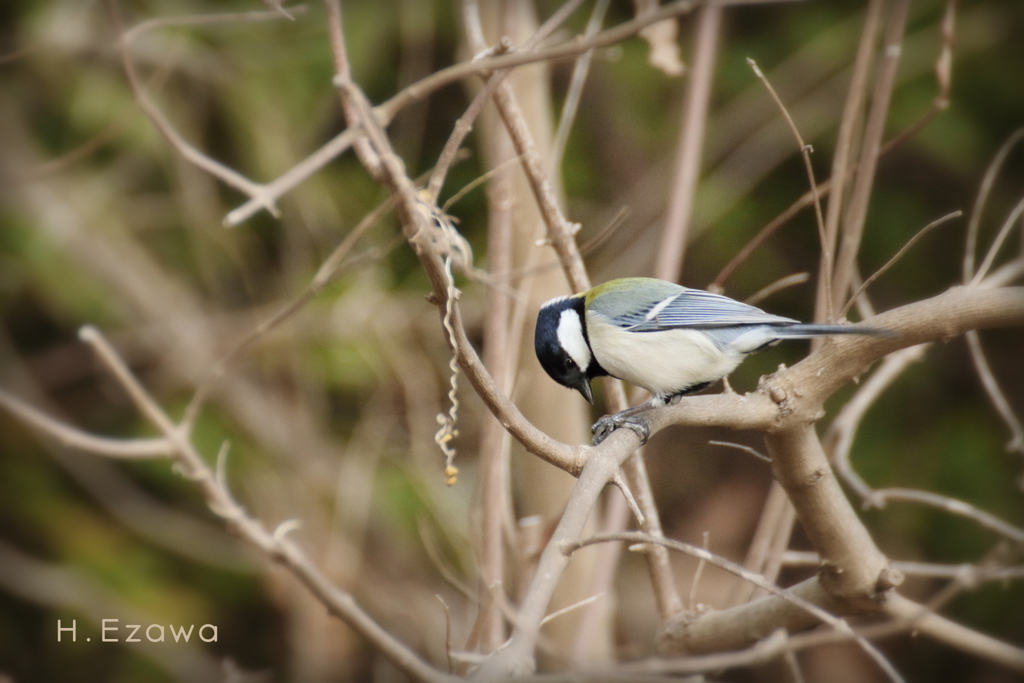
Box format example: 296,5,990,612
586,313,743,401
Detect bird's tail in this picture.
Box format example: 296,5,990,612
772,323,894,339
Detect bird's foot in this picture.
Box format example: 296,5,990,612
592,412,650,446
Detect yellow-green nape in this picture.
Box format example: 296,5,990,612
584,277,674,307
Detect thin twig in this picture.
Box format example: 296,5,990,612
687,531,710,610
569,532,905,683
324,0,383,175
122,6,308,44
748,57,831,317
709,180,833,293
783,551,1024,582
183,185,400,429
867,488,1024,545
75,326,454,683
540,593,605,627
963,128,1024,282
654,4,722,283
970,194,1024,287
108,0,283,216
814,0,885,324
883,593,1024,672
744,272,810,307
827,344,930,500
550,0,611,173
966,330,1024,454
831,0,911,311
429,0,589,200
0,388,174,459
840,210,962,319
709,440,772,464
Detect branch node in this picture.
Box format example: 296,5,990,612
273,518,302,543
877,566,905,591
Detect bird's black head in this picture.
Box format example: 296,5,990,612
534,295,603,403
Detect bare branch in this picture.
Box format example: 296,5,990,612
589,530,904,682
744,272,810,307
964,128,1024,282
107,1,282,215
971,194,1024,287
840,210,962,320
429,0,586,200
74,326,454,683
654,3,722,282
966,330,1024,454
0,387,174,459
324,0,383,175
470,430,641,678
864,488,1024,545
227,0,704,226
747,57,831,317
883,593,1024,673
831,0,911,311
573,535,849,639
550,0,612,173
727,481,792,608
815,0,884,323
784,550,1024,582
708,439,771,464
827,344,931,500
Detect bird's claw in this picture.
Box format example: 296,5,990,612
592,414,650,446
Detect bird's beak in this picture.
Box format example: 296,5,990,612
575,378,594,404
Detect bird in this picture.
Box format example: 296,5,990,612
534,277,889,444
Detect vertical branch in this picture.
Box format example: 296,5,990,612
463,0,685,644
471,435,636,678
727,481,795,606
964,131,1024,283
550,0,611,173
764,423,894,603
654,3,722,284
619,445,685,620
814,0,884,325
831,0,911,313
430,0,586,200
472,127,517,653
747,57,828,308
490,84,591,291
324,0,383,176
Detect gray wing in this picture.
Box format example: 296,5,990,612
621,288,798,331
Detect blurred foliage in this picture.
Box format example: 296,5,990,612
0,0,1022,681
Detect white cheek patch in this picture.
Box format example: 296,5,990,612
557,310,591,370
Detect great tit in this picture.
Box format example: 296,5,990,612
534,277,888,443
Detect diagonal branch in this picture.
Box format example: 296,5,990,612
75,326,455,683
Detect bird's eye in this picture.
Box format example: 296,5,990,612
563,357,576,370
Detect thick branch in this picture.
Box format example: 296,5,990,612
783,286,1024,412
470,430,640,678
766,424,893,603
657,284,1024,657
658,576,842,655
